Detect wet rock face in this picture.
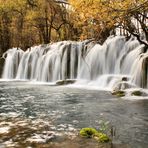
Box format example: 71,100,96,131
122,77,128,81
0,58,5,77
0,116,109,148
56,79,76,85
142,57,148,88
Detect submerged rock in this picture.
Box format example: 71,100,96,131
94,132,110,143
26,132,55,144
0,126,10,134
56,79,76,85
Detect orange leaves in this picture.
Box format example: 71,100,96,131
69,0,148,40
69,0,116,39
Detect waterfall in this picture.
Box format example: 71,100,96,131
1,36,148,89
2,48,24,79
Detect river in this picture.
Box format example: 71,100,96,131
0,81,147,148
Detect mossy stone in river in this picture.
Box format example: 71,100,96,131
131,90,142,96
94,132,110,143
112,90,125,97
79,128,98,138
80,128,110,143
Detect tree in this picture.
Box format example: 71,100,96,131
0,0,12,52
69,0,148,46
115,0,148,47
26,0,71,44
0,0,72,51
69,0,117,42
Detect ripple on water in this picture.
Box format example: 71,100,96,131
0,97,6,101
0,127,10,134
0,116,79,148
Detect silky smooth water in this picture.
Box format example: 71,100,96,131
2,36,148,89
0,81,148,148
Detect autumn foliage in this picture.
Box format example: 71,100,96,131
0,0,148,54
69,0,148,44
0,0,73,53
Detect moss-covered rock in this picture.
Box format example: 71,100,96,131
79,128,110,143
79,128,98,138
112,90,125,97
131,90,142,96
94,132,110,143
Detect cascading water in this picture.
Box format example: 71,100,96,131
1,36,148,89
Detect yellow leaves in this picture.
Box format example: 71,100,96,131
25,10,36,21
69,0,116,39
69,0,147,40
0,0,27,15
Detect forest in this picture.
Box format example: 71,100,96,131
0,0,147,55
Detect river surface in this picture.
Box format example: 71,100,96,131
0,81,148,148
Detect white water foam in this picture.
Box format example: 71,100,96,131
1,36,148,90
